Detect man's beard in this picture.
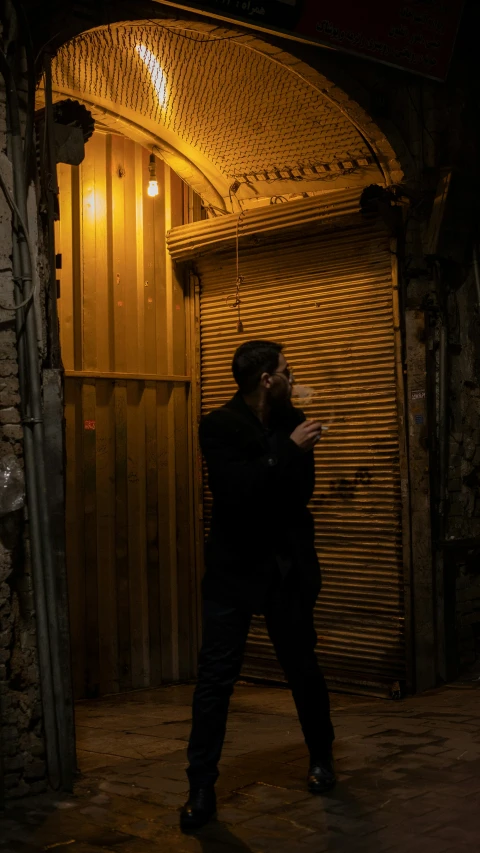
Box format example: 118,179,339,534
267,386,293,415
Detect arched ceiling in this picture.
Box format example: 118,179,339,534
39,19,397,214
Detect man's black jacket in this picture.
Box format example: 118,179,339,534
199,391,321,611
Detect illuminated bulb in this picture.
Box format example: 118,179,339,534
147,154,159,198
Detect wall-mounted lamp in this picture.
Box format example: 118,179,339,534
147,154,159,198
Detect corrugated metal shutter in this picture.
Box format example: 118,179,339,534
196,214,405,697
167,189,367,261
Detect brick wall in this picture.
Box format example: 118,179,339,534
0,76,47,800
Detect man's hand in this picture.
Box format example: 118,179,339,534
290,420,323,452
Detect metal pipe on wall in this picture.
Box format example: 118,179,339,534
42,55,61,367
433,260,449,684
12,235,61,788
436,320,448,684
431,260,448,532
0,49,61,788
473,243,480,311
438,322,448,524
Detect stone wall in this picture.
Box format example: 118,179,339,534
0,524,46,800
448,273,480,542
447,269,480,674
0,75,46,801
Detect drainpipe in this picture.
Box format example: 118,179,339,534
438,321,448,526
12,234,61,789
473,243,480,312
0,50,71,789
0,682,4,809
43,54,61,367
433,261,448,532
433,261,448,683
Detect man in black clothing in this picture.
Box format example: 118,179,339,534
180,340,335,832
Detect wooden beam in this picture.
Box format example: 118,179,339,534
64,370,190,382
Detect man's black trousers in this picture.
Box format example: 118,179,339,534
186,572,334,789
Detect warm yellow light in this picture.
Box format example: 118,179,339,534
135,44,168,109
147,153,159,198
83,187,106,223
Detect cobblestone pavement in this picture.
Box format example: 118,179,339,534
2,679,480,852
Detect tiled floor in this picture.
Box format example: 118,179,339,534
2,678,480,852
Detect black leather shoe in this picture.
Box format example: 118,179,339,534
180,786,217,832
307,755,336,794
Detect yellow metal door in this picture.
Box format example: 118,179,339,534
57,132,198,698
190,202,406,697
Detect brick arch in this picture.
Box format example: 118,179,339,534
228,30,408,188
43,16,408,211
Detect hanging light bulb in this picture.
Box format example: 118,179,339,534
147,154,159,198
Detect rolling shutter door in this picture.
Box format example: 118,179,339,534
196,216,405,697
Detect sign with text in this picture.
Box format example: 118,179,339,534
168,0,465,80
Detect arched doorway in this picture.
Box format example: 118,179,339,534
36,17,408,700
44,19,401,211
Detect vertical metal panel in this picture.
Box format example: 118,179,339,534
82,380,99,698
163,167,179,681
196,220,406,697
94,379,118,695
114,382,130,693
63,379,86,699
57,132,198,698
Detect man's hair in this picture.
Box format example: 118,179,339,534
232,340,283,394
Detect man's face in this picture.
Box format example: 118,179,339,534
266,353,293,409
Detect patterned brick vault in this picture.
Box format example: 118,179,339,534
41,19,391,212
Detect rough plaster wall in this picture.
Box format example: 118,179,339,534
378,28,480,673
448,277,480,540
0,77,46,798
447,275,480,671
